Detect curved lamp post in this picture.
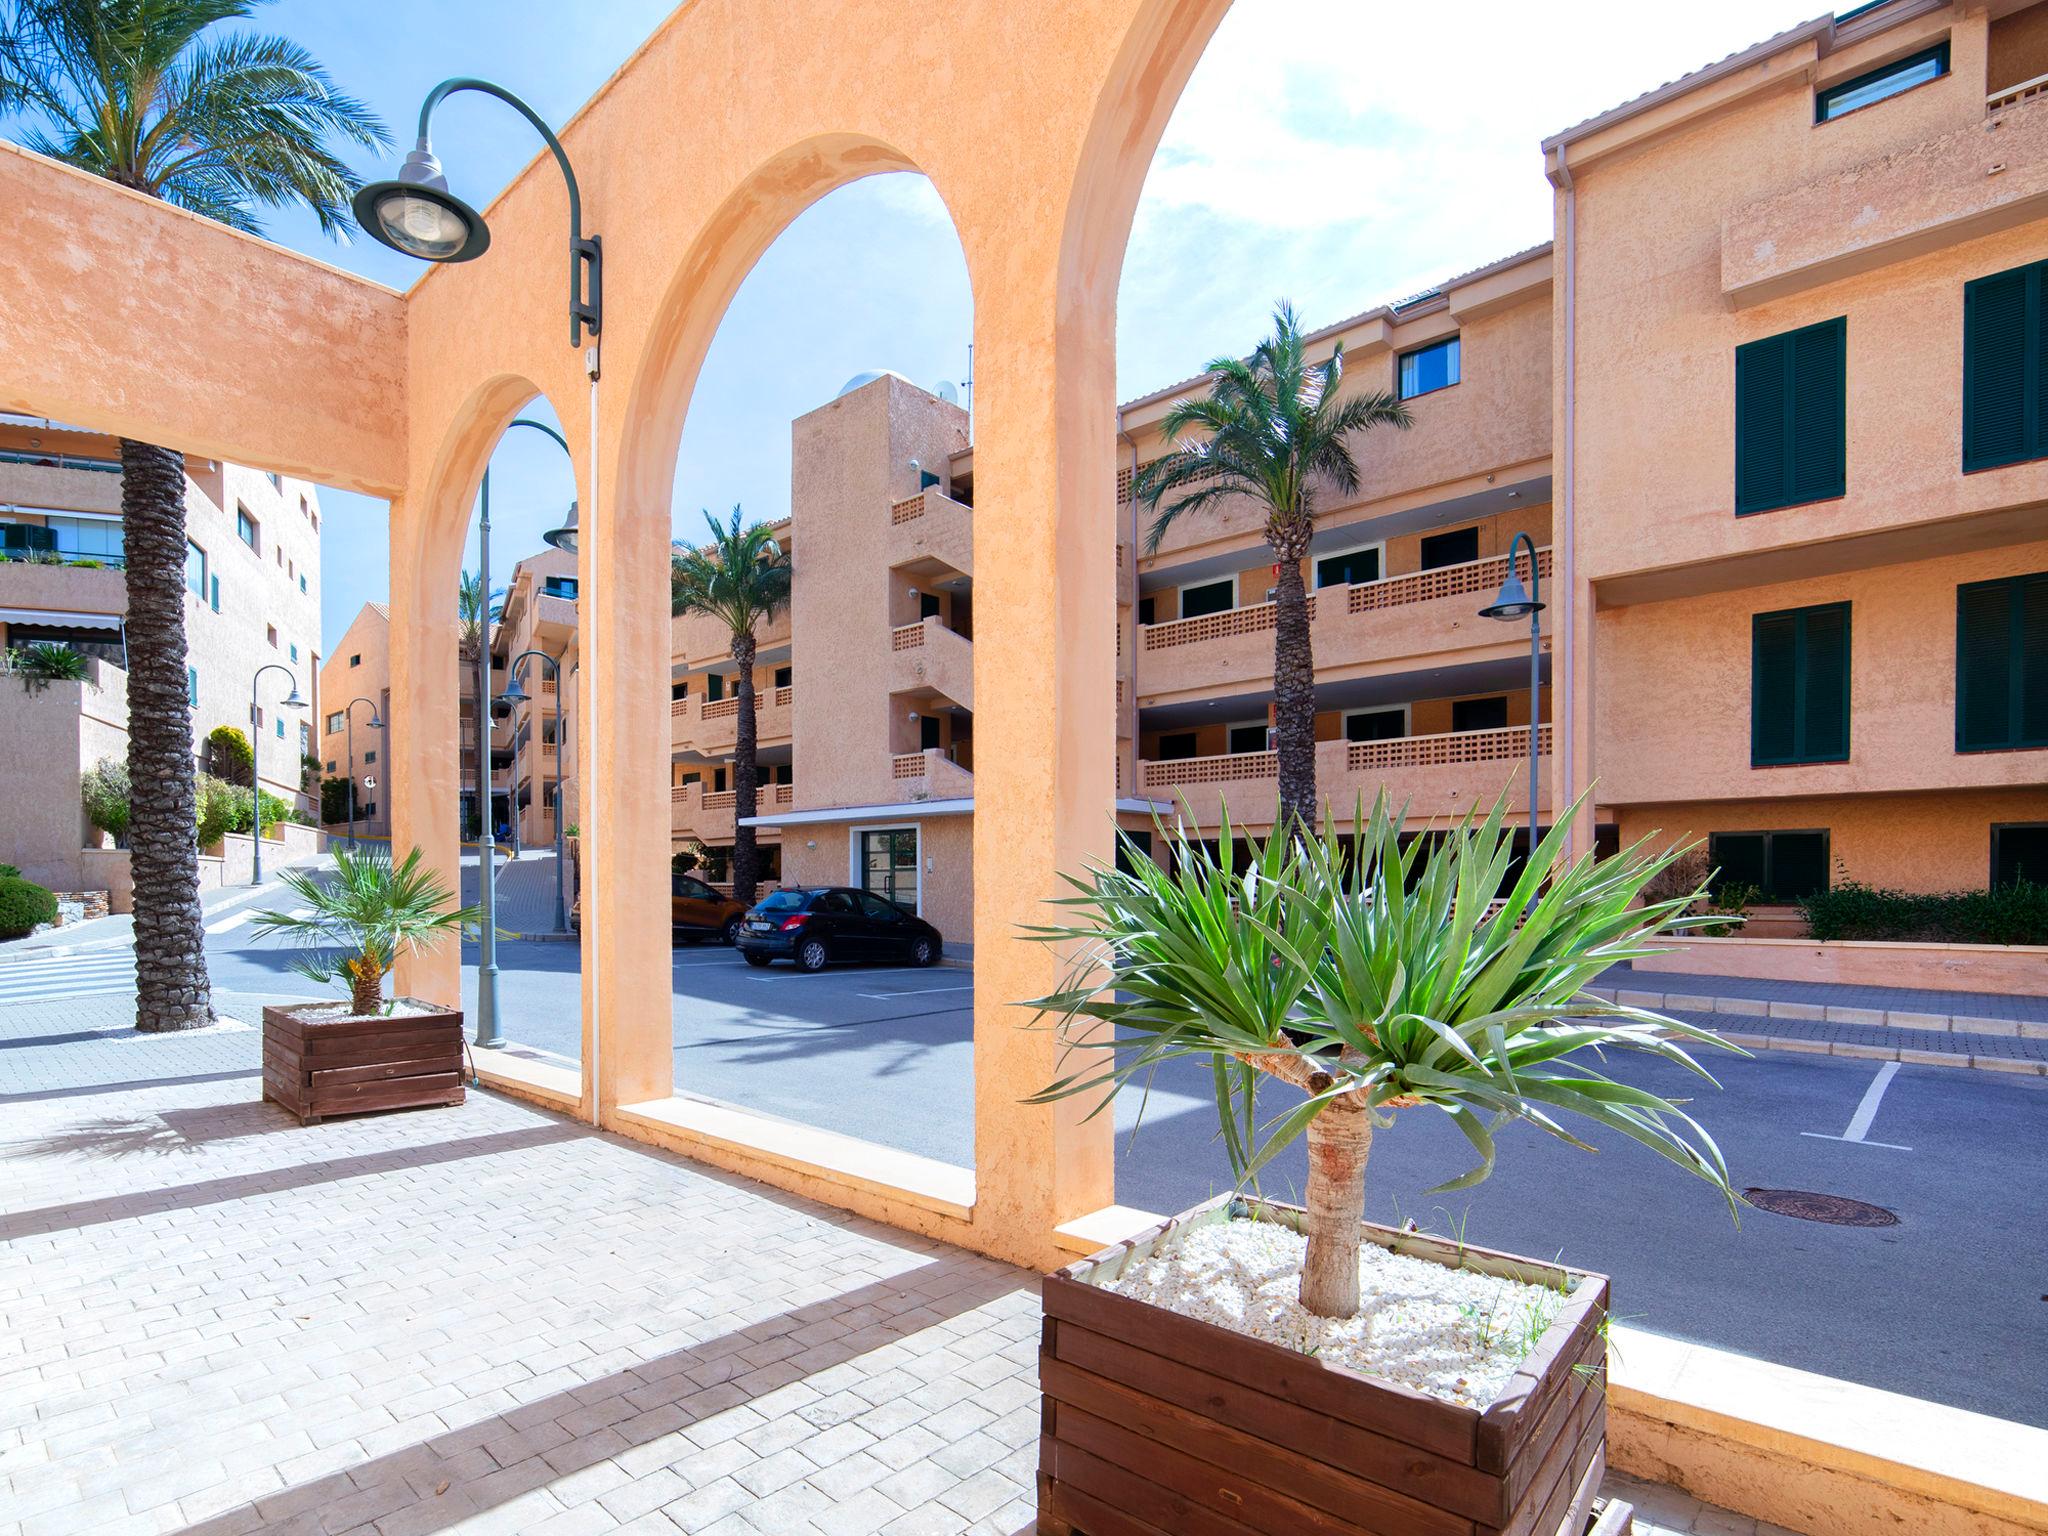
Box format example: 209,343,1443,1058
342,696,384,850
499,652,566,933
1478,532,1547,859
250,664,305,885
353,79,600,346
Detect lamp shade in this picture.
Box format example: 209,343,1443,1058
352,148,491,263
1479,568,1544,621
497,675,530,706
281,685,307,708
542,500,579,553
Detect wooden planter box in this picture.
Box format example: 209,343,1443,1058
262,1001,466,1125
1039,1196,1615,1536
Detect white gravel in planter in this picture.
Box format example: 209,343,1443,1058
283,999,445,1024
1106,1216,1569,1408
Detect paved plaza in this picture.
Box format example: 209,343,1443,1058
0,987,1793,1536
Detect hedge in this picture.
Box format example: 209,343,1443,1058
1800,881,2048,946
0,877,59,939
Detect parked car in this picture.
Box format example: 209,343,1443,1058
736,886,942,971
674,873,748,944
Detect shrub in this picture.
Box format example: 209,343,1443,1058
320,775,357,826
0,863,19,878
1801,880,2048,946
195,773,240,848
205,725,254,786
0,877,59,939
80,757,131,843
222,786,293,837
10,641,88,692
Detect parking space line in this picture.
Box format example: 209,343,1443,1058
857,984,975,999
1800,1061,1912,1151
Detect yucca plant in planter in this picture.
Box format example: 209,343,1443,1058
1026,792,1741,1536
252,847,480,1125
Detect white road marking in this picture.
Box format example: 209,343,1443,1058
1800,1061,1911,1151
204,908,257,936
856,983,975,999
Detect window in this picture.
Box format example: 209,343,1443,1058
1344,708,1406,742
773,665,792,688
325,711,344,733
918,591,942,621
671,680,689,701
1963,258,2047,473
1956,571,2048,751
275,719,285,739
185,540,207,598
859,828,919,907
364,750,377,765
1709,830,1830,902
1992,824,2048,888
857,891,906,923
1157,731,1199,760
1452,696,1509,733
1179,577,1234,618
187,667,199,705
706,672,724,701
265,471,282,493
1816,41,1948,121
349,654,361,668
1398,336,1460,400
289,643,298,663
919,715,943,751
542,575,578,600
210,574,220,612
1752,602,1851,766
1227,722,1269,754
1419,527,1479,570
1317,545,1381,588
1115,828,1155,876
236,506,259,551
298,574,307,593
1137,596,1156,626
266,625,277,648
1735,317,1846,515
326,759,335,773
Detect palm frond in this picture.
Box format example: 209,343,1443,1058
670,505,792,636
252,845,478,1007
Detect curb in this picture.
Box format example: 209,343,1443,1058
0,934,138,967
1584,984,2048,1041
1712,1027,2048,1077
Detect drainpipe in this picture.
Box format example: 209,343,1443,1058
1554,141,1579,853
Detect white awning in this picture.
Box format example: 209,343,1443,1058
0,607,123,630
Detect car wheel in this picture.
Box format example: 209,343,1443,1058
722,916,743,946
742,951,773,969
796,937,830,973
911,936,939,967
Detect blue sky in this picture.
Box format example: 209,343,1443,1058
8,0,1810,650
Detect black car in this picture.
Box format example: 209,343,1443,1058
735,887,942,971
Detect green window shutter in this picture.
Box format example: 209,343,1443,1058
1753,602,1851,765
1958,571,2048,750
1963,260,2045,473
1735,318,1846,514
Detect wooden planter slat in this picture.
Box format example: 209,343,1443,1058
1039,1196,1611,1536
262,1002,465,1125
1040,1356,1473,1536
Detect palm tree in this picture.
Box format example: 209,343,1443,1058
0,0,388,1031
1029,792,1741,1320
253,846,479,1017
457,569,500,658
671,508,791,905
1135,301,1411,834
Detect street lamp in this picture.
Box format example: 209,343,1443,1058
499,651,566,932
353,79,601,347
250,664,305,885
342,696,384,850
541,500,578,552
1479,532,1547,861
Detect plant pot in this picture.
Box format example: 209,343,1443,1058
261,999,466,1126
1038,1196,1613,1536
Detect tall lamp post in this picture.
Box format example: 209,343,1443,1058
499,650,566,933
357,79,601,1117
1478,532,1547,859
250,664,305,885
342,696,383,850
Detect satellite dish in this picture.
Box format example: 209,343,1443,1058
936,380,960,405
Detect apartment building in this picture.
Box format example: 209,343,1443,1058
0,412,324,893
1549,0,2048,904
490,547,582,848
317,604,394,839
666,0,2048,946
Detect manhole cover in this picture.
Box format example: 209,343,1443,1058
1744,1188,1899,1227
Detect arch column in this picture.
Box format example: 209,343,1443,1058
390,489,464,1007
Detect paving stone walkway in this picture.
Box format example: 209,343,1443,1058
0,993,1795,1536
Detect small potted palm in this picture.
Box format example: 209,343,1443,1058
1027,793,1741,1536
253,846,480,1125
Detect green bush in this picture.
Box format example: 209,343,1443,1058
0,863,19,879
195,773,240,848
222,786,293,837
80,757,131,842
205,725,254,785
0,877,59,939
1801,880,2048,946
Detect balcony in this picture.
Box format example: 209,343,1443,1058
889,617,974,710
671,779,796,841
888,748,974,800
671,684,793,755
888,489,973,579
1135,724,1549,828
1137,548,1552,704
0,553,127,621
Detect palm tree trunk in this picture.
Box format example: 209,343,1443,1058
120,439,213,1033
1299,1104,1373,1318
350,959,383,1017
730,631,761,905
1270,545,1318,834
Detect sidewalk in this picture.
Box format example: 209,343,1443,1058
0,876,304,966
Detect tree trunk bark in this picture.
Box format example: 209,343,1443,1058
1299,1104,1373,1318
1269,540,1318,836
120,438,213,1033
730,631,761,905
350,959,383,1017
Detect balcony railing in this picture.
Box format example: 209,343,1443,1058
703,696,739,720
0,448,121,474
1989,70,2048,113
891,492,928,524
892,622,926,651
1138,723,1549,791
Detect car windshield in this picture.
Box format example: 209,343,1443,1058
754,890,808,914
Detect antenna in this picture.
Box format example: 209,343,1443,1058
964,343,974,440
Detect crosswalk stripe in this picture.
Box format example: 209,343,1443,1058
0,954,137,1004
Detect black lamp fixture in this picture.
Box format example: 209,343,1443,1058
495,674,529,708
1478,531,1547,856
353,78,600,347
541,499,579,553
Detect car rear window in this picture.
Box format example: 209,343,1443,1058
755,890,808,914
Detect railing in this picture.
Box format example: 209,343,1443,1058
1346,722,1550,771
892,622,926,651
892,752,928,779
0,549,127,569
1349,547,1552,614
0,448,121,474
703,790,735,810
1989,70,2048,112
670,698,688,717
1141,597,1314,651
1141,749,1277,788
891,492,927,524
702,696,740,719
774,684,793,708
